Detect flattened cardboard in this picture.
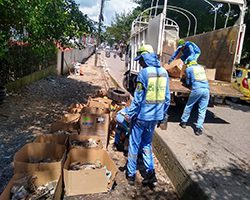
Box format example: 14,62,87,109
0,171,62,200
69,135,103,150
80,107,110,148
63,148,118,196
68,103,85,114
205,68,216,80
14,143,66,174
87,97,112,109
34,134,68,146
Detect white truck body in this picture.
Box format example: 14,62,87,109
124,0,246,99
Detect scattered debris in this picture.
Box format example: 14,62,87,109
70,138,100,148
70,160,102,171
10,175,57,200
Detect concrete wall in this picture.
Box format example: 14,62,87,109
6,65,56,91
57,46,95,75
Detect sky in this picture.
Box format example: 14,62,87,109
75,0,138,25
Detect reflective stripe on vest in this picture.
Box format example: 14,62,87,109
145,73,167,104
193,66,207,81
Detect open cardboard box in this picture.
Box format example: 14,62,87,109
80,107,110,148
63,148,118,196
0,171,62,200
50,113,81,133
34,134,69,146
14,143,66,174
69,134,103,150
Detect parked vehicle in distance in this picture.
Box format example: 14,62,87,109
232,67,250,101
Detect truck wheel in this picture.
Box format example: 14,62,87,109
107,87,130,102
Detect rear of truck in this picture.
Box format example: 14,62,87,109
124,0,247,102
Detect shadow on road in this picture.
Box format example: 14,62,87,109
182,163,250,200
168,104,229,125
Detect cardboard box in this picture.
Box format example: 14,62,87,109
205,68,216,80
50,113,81,133
0,171,62,200
80,107,110,148
34,134,68,146
87,97,112,110
63,148,118,196
164,59,184,78
69,134,103,150
14,143,66,174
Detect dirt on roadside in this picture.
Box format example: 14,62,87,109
0,56,178,199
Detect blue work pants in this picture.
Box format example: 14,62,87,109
181,88,209,129
127,119,158,177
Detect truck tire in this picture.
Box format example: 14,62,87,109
107,87,130,102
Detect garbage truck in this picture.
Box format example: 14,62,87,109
123,0,247,103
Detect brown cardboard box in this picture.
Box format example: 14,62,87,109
0,171,62,200
80,107,110,148
34,134,68,146
164,59,184,78
87,97,112,110
63,148,118,196
14,143,66,174
50,113,81,133
69,135,103,150
205,68,216,80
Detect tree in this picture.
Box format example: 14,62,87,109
105,9,141,44
0,0,95,58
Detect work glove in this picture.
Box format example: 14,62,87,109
157,115,168,128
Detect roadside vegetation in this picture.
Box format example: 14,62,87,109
0,0,95,85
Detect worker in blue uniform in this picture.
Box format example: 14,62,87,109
114,107,130,153
168,39,201,65
179,61,210,136
124,44,170,186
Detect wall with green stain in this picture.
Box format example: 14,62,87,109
6,65,56,91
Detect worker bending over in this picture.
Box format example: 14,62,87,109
168,39,201,65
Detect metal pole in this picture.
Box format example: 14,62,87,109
167,7,191,37
169,5,198,35
224,3,231,28
203,0,217,30
94,0,105,66
163,0,168,16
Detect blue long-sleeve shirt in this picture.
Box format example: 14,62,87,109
127,53,170,121
169,41,201,64
185,64,209,90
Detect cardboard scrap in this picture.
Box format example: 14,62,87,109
0,171,62,200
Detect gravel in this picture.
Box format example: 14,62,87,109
0,57,178,199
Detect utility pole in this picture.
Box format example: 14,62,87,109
94,0,105,66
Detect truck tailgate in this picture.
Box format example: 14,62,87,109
169,78,243,98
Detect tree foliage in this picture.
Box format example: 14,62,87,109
0,0,95,85
105,9,141,44
0,0,95,58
